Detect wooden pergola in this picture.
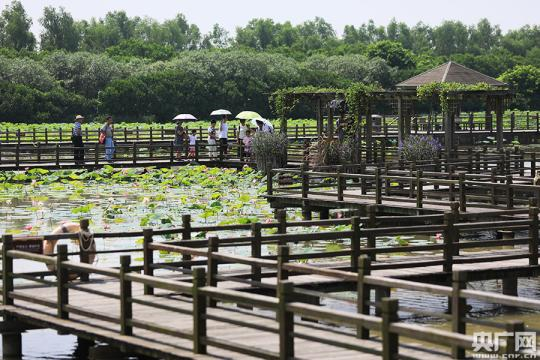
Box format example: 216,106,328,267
394,61,512,157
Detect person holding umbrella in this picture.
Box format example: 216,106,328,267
174,120,186,159
72,115,85,165
238,118,248,157
173,114,197,160
219,115,229,155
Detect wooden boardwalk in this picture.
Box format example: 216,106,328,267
3,279,445,360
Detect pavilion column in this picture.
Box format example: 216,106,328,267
327,106,334,138
495,96,504,150
316,98,323,136
485,97,493,132
445,111,454,159
397,96,406,145
365,107,373,163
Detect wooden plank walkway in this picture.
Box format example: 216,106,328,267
3,280,446,360
267,190,511,215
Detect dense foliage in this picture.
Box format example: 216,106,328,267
398,135,442,162
0,1,539,122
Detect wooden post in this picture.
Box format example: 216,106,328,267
350,216,361,270
55,143,60,166
381,298,399,360
357,255,371,339
207,236,219,307
267,168,273,196
170,141,174,164
416,170,423,208
192,267,207,354
278,281,294,360
120,255,132,336
366,205,376,262
182,214,192,270
443,212,456,273
451,271,467,359
337,170,344,202
2,235,14,306
375,167,382,205
276,209,287,238
490,168,497,205
448,166,455,202
458,173,466,212
94,143,99,165
506,175,514,209
408,164,415,199
124,128,128,143
277,245,290,281
251,223,262,285
133,143,137,165
529,207,539,266
496,97,504,150
57,244,69,319
301,164,309,199
79,218,90,282
504,321,525,357
142,228,154,295
15,144,20,168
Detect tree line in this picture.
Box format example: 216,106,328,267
0,0,539,122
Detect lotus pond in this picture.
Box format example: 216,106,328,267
0,165,449,270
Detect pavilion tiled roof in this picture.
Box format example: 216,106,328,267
396,61,507,89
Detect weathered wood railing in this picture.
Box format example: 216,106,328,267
0,141,304,169
2,111,539,144
268,165,540,211
4,237,536,359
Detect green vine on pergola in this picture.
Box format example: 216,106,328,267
270,86,342,118
270,83,382,120
416,82,495,112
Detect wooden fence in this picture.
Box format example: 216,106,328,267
2,209,540,358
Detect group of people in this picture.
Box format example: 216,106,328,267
71,114,272,164
174,116,272,160
71,115,115,164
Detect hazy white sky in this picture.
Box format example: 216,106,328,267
15,0,540,36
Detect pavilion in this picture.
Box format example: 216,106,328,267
394,61,511,156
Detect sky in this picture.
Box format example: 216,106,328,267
15,0,540,36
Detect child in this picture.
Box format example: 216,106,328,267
243,129,253,159
188,129,197,159
207,121,218,159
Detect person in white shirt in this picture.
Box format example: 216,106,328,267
188,129,197,159
207,120,217,159
219,116,229,155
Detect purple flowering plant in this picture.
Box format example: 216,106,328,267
398,135,442,162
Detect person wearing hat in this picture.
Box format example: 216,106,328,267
72,115,85,165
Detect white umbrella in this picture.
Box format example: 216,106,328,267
173,114,197,121
210,109,232,116
251,118,273,128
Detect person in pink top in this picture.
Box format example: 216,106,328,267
242,129,253,159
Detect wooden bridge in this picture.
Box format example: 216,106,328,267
1,210,540,359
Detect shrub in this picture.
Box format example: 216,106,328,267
398,135,442,162
252,132,288,174
308,137,355,166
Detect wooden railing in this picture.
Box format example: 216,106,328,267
268,161,540,211
2,112,540,144
3,210,540,358
0,141,308,169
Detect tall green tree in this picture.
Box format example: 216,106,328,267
39,6,80,51
0,0,35,51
